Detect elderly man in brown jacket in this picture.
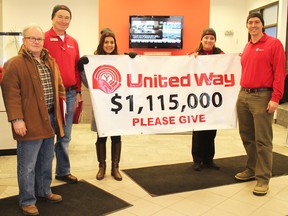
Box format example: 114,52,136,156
1,25,65,216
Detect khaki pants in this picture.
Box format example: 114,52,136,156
236,90,274,184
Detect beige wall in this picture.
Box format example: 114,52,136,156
2,0,99,55
0,0,2,31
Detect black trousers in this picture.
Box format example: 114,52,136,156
96,136,121,144
191,130,217,164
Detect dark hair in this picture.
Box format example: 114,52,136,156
94,28,118,55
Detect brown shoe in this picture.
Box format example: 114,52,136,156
111,167,123,181
37,193,62,203
235,169,255,181
253,182,269,196
20,204,39,215
56,174,78,184
96,167,106,180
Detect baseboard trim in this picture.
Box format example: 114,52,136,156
0,149,17,156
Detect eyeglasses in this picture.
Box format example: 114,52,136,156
24,37,44,43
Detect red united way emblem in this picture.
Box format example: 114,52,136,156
92,65,121,94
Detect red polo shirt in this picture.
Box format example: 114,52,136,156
44,27,81,92
240,33,286,103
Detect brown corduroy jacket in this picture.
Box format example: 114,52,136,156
1,46,66,141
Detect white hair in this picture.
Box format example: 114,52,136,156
22,25,44,37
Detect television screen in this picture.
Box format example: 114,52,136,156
129,15,183,49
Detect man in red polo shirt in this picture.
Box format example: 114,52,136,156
44,5,82,184
235,13,286,196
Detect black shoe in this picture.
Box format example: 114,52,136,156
55,174,78,184
193,163,202,171
203,163,220,170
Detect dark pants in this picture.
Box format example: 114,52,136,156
191,130,217,165
97,136,121,144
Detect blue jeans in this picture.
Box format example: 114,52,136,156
17,113,55,206
237,90,274,184
55,90,76,176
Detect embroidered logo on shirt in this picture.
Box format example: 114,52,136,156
256,48,264,52
67,45,74,49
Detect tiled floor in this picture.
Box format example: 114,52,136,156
1,123,288,215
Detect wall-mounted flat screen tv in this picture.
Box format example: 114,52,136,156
129,15,183,49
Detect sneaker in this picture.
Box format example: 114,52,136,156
253,182,269,196
56,174,78,184
20,204,39,215
37,193,62,203
235,169,255,181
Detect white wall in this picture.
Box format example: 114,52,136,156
2,0,99,55
210,0,288,53
210,0,248,53
247,0,276,9
277,0,288,47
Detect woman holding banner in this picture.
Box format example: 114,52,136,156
77,28,123,181
188,28,224,171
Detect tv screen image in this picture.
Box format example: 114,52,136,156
129,16,183,49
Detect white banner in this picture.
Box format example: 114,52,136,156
84,54,241,137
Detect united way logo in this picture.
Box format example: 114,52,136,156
92,65,121,94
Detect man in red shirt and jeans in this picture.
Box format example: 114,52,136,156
235,13,286,196
44,5,82,184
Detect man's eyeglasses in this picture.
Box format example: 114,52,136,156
24,37,44,43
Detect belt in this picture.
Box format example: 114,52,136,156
241,87,273,93
65,85,77,92
48,107,54,114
